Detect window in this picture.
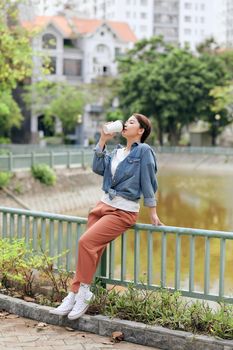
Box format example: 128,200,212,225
184,28,191,35
184,16,191,22
184,2,192,9
47,56,57,74
140,25,147,32
63,39,75,48
141,12,147,19
115,47,121,57
201,3,205,10
97,44,108,53
126,11,131,18
63,59,82,76
140,0,147,5
42,33,57,49
103,66,109,75
200,16,205,23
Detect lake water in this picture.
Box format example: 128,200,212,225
75,168,233,295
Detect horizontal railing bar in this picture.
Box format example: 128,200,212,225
1,207,233,238
0,207,87,224
1,145,233,155
134,224,233,238
0,151,93,158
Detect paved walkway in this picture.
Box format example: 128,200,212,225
0,312,159,350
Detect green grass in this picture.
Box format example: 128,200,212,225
89,283,233,340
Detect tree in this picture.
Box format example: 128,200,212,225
209,84,233,140
196,37,219,54
0,0,33,91
198,53,230,145
0,0,34,138
0,90,22,137
217,49,233,80
23,80,86,134
116,37,229,145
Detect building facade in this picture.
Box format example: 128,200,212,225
76,0,154,40
226,0,233,46
153,0,179,45
179,0,214,51
21,15,136,143
77,0,216,49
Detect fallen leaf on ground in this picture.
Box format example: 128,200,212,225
65,327,75,332
36,322,48,330
111,331,124,343
23,296,36,302
6,314,19,319
13,293,23,298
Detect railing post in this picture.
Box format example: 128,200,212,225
98,248,107,288
31,152,35,167
8,152,13,172
50,151,54,168
81,150,85,169
67,150,71,169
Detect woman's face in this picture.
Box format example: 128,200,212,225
122,115,143,140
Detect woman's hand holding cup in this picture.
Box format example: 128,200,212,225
99,121,124,149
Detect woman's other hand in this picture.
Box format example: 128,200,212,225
149,207,164,226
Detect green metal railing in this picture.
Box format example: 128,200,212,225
1,146,233,171
1,144,233,155
156,146,233,155
1,206,233,303
0,150,94,171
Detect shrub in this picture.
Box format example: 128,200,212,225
0,137,10,144
0,171,12,188
31,163,56,186
0,238,72,298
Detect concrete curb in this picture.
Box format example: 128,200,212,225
0,293,233,350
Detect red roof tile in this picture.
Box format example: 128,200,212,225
22,16,137,43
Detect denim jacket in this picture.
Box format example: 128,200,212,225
92,142,158,207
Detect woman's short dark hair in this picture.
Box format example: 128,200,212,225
133,113,152,143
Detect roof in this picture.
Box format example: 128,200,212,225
22,16,137,43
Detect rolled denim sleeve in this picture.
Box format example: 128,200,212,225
140,148,158,207
92,143,107,176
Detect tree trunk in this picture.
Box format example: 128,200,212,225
168,124,181,146
157,116,164,146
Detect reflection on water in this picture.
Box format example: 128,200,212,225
76,169,233,295
155,171,233,231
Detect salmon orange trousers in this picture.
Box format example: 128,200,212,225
71,201,138,292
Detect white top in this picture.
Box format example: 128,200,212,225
101,148,140,212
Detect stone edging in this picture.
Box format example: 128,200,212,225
0,294,233,350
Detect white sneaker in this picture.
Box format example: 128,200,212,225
68,285,93,320
49,292,76,316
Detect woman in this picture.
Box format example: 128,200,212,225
50,113,162,320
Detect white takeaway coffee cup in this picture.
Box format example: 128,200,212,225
103,120,124,134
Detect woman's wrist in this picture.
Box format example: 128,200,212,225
98,138,106,150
